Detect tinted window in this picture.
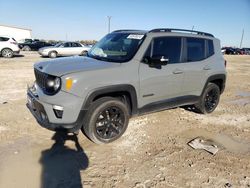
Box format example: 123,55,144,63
63,43,71,47
0,37,9,42
72,43,81,47
151,37,182,64
207,40,214,57
187,38,205,62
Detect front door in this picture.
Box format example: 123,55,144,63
139,36,185,107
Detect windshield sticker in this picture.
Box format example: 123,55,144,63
127,34,144,40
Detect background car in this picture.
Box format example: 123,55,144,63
0,36,20,58
19,40,53,51
38,42,91,58
241,48,250,55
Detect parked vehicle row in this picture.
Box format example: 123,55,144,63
0,35,92,58
19,40,53,51
221,47,250,55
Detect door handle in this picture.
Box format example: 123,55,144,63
203,66,211,70
173,69,183,74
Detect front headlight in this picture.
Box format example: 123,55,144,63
45,75,61,95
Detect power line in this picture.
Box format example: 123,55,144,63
240,29,244,48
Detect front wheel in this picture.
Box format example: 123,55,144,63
49,51,57,58
195,83,220,114
82,97,129,144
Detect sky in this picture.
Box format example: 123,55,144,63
0,0,249,47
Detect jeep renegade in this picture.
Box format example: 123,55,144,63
27,28,226,144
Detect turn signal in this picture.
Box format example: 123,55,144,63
65,78,73,90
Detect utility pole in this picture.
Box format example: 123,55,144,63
107,16,112,33
191,26,194,31
240,29,244,48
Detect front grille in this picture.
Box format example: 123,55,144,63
34,68,48,90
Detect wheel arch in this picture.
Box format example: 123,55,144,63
82,85,138,116
202,74,226,95
1,47,13,53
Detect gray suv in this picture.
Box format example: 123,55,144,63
27,28,226,144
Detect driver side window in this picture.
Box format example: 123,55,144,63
144,37,182,64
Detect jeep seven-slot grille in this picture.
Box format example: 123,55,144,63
34,68,47,90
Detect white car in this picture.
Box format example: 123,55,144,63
0,36,20,58
38,42,91,58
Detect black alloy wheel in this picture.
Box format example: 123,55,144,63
204,88,219,113
95,106,125,140
82,97,129,144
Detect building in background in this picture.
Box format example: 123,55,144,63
0,24,32,42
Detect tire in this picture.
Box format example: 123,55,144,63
1,48,13,58
82,97,129,144
22,45,31,51
49,51,57,58
80,50,88,56
195,83,220,114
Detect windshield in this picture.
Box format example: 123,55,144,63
54,42,63,47
87,32,145,63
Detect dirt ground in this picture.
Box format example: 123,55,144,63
0,52,249,188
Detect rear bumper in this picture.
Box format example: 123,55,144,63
26,87,86,132
13,50,20,55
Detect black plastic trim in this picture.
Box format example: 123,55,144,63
148,28,214,37
202,74,226,94
82,84,138,115
139,95,199,115
27,88,86,132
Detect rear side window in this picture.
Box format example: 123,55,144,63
0,37,9,42
63,43,71,47
207,40,214,57
72,43,82,47
151,37,182,64
186,38,205,62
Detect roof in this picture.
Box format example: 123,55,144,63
0,24,32,31
113,28,214,37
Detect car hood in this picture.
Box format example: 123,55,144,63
34,56,120,76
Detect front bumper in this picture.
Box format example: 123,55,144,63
26,86,86,132
38,50,48,56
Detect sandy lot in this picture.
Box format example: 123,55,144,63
0,52,249,188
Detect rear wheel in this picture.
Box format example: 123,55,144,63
22,45,31,51
80,50,88,56
195,83,220,114
49,51,57,58
1,48,13,58
82,97,129,144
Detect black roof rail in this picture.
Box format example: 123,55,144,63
148,28,214,37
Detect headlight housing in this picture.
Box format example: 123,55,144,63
34,68,61,95
45,75,61,95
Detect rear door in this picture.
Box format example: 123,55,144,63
71,42,83,55
181,37,213,96
139,36,185,106
58,42,72,56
